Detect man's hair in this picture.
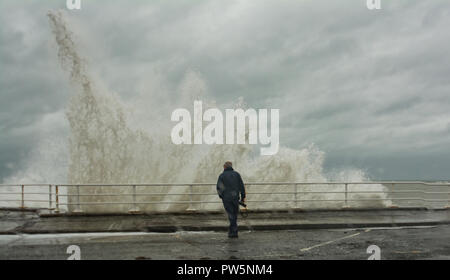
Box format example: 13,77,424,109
224,161,233,168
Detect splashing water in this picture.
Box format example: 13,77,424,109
2,11,391,213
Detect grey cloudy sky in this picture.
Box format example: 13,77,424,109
0,0,449,182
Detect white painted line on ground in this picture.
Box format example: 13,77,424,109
327,225,437,232
0,231,218,245
300,230,370,252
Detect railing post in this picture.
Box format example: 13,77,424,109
186,184,196,212
293,184,299,209
55,185,60,213
73,185,83,213
390,183,398,208
21,185,25,209
446,184,450,209
49,184,52,210
343,183,349,209
128,185,141,214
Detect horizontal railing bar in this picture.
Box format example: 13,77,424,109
2,191,448,196
2,189,450,197
59,201,222,205
58,193,219,197
58,183,449,187
0,184,52,187
0,192,53,195
1,181,448,187
2,191,449,196
4,197,446,203
25,190,450,197
0,199,54,203
249,191,450,194
56,198,448,206
2,192,448,198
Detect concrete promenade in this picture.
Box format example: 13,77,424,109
1,208,449,234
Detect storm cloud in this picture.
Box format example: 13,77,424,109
0,0,449,182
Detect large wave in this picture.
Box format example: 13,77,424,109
1,11,390,213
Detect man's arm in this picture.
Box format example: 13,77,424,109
237,172,246,201
216,174,224,199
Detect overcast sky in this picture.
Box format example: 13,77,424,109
1,0,449,182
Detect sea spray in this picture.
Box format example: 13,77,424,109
2,11,391,212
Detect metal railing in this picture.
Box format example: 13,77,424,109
0,181,449,213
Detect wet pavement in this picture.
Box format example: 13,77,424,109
1,208,449,234
0,225,449,260
1,208,449,259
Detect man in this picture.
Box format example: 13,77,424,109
216,161,246,238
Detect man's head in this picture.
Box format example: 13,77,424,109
223,161,232,169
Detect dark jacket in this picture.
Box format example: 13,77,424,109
216,167,246,201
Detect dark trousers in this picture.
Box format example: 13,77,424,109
222,199,239,236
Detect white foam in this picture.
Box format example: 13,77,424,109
1,11,390,212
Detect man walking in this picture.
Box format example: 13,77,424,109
216,161,246,238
